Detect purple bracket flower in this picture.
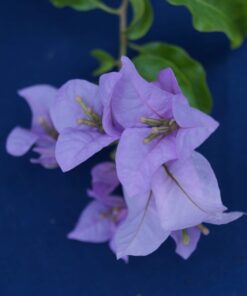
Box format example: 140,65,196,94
51,80,117,172
113,152,243,258
6,85,58,168
100,57,219,196
68,162,128,262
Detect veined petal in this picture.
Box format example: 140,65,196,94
205,211,244,225
31,139,57,169
156,68,182,95
30,155,57,169
110,57,173,129
113,191,170,257
55,128,116,172
173,96,219,159
6,127,38,156
171,227,201,260
51,79,99,132
89,162,120,198
152,152,226,231
18,85,57,132
109,238,129,263
68,201,114,243
173,95,218,128
116,128,177,197
87,190,125,209
99,72,123,137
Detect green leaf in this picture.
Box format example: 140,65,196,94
127,0,154,40
167,0,247,48
91,49,116,76
132,42,212,113
50,0,100,11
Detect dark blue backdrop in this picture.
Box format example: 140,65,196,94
1,1,247,295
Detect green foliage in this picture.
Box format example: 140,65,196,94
91,49,116,76
50,0,100,11
127,0,153,40
167,0,247,48
132,42,212,113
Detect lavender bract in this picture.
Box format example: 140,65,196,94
100,57,219,196
113,152,243,258
87,161,120,199
68,162,128,262
6,85,58,168
51,80,117,172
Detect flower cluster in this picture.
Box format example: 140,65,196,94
6,86,58,168
7,57,243,260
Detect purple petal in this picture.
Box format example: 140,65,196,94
99,72,123,137
116,128,177,197
173,96,219,159
113,191,170,257
31,137,57,169
89,162,120,197
156,68,182,94
110,57,173,129
205,211,244,225
6,127,38,156
18,85,57,132
87,191,126,209
51,79,99,132
55,128,116,172
30,155,57,169
109,238,129,263
68,201,114,243
152,152,226,231
171,227,201,259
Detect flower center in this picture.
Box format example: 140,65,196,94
182,229,190,245
100,206,121,223
75,96,103,132
182,225,209,246
38,117,58,140
140,117,179,143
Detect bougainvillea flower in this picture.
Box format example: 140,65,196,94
100,57,219,196
68,162,128,262
113,152,243,258
6,85,58,168
51,80,117,172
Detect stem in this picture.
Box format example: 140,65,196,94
96,0,129,68
118,0,129,60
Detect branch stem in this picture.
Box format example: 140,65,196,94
97,0,129,68
118,0,129,60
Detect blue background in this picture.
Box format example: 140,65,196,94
1,0,247,295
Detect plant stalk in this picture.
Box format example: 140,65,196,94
118,0,129,60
